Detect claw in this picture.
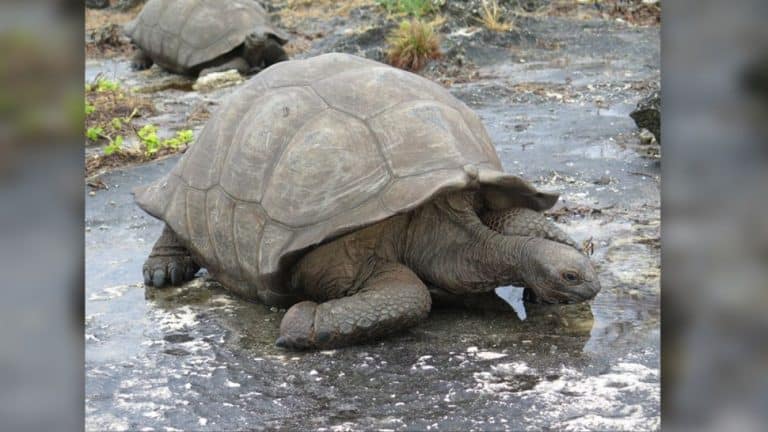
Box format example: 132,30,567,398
143,268,152,286
152,269,166,287
169,263,182,286
185,264,197,280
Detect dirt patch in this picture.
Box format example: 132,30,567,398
275,0,376,28
546,0,660,26
85,7,140,58
85,146,187,179
85,76,155,146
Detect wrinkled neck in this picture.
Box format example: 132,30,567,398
476,230,533,288
400,193,534,294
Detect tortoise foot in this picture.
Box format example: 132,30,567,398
276,301,318,350
142,254,198,288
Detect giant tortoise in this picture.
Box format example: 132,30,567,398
135,53,600,349
125,0,289,76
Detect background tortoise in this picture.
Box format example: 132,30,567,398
125,0,289,76
135,53,600,349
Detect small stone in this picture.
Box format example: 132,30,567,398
593,176,611,185
89,191,96,196
192,70,244,92
639,129,656,145
85,0,109,9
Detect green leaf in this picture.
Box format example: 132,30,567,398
176,129,194,145
86,126,104,141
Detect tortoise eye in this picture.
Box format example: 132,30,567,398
561,271,580,283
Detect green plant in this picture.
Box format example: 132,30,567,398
378,0,442,16
103,135,124,156
86,77,121,93
85,102,95,116
138,124,161,155
161,129,194,150
386,19,441,71
137,124,194,156
86,126,104,142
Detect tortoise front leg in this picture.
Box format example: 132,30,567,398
481,207,578,248
131,48,153,71
143,225,199,287
276,262,431,350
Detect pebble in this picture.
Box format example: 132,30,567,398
192,70,243,92
639,129,656,145
594,176,611,185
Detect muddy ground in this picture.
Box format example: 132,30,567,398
85,1,660,430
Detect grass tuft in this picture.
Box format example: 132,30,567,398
477,0,513,32
377,0,443,17
386,19,441,71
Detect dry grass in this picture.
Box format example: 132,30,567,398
85,144,187,178
377,0,441,17
85,7,139,32
85,149,146,178
477,0,513,32
85,7,140,57
386,19,441,71
529,0,660,25
278,0,375,27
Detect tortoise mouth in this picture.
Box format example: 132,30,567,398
523,287,590,304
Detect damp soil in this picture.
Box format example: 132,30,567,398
86,2,660,430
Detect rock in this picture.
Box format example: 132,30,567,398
630,90,660,144
639,129,656,145
134,75,195,94
115,0,145,11
85,0,110,9
593,176,612,185
88,23,130,51
192,70,244,93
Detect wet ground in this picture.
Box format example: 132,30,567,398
86,6,660,431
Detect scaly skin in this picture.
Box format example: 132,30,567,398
277,262,431,350
144,191,600,349
276,191,599,349
142,225,198,287
481,207,578,248
130,49,154,71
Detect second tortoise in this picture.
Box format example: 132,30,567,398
125,0,290,76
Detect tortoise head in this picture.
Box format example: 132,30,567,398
518,237,601,304
244,32,269,49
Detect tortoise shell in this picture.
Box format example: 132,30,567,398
125,0,289,74
135,53,558,306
